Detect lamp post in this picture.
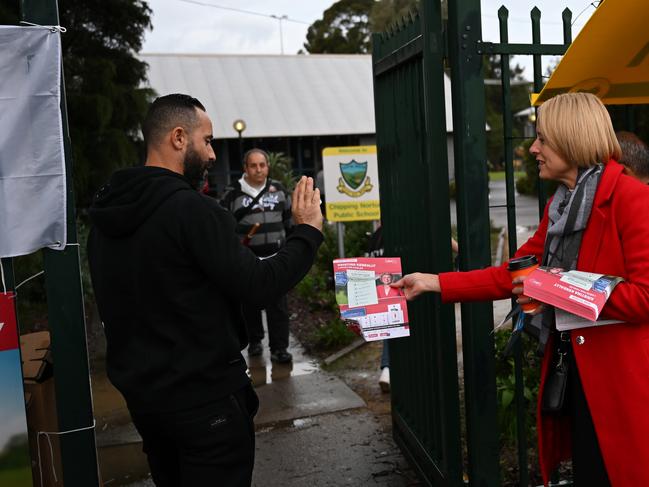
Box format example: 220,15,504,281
270,14,288,54
233,119,246,163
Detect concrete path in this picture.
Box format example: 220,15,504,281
100,331,411,486
253,410,414,487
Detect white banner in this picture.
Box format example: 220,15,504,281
0,26,66,258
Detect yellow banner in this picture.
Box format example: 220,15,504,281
326,200,381,222
532,0,649,106
323,145,377,157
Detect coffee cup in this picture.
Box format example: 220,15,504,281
507,255,540,313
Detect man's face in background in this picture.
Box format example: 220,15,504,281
243,151,269,187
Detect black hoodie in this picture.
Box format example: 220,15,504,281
88,166,322,413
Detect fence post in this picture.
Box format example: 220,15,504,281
20,1,100,486
447,0,501,485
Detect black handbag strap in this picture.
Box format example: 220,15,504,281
233,181,271,222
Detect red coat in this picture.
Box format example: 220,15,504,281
439,160,649,486
377,284,403,299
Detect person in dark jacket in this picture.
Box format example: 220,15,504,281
220,149,294,363
87,93,323,487
616,130,649,184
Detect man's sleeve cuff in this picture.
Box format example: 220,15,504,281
289,224,324,248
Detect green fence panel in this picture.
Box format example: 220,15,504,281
372,1,462,485
372,1,579,486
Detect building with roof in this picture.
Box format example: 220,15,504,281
140,53,455,193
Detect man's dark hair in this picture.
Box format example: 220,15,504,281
243,148,270,167
617,131,649,180
142,94,206,148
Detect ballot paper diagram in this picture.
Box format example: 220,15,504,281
333,257,410,342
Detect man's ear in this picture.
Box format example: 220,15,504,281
170,126,186,150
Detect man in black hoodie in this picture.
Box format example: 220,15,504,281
87,94,323,486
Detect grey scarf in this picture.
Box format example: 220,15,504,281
527,164,603,355
543,164,603,269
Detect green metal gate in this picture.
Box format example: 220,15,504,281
372,0,574,485
372,1,463,484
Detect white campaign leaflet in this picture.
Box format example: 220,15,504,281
333,257,410,342
346,269,378,307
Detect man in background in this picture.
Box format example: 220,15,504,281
88,94,323,486
221,149,294,363
617,131,649,183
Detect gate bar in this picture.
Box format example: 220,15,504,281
21,1,101,486
447,0,501,485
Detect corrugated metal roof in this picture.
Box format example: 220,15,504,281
140,53,454,139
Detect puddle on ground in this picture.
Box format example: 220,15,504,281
248,358,318,387
92,330,318,485
245,330,319,387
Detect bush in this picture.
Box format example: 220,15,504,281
268,151,297,192
493,328,541,445
312,318,356,350
295,220,373,311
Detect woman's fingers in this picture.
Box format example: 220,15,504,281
390,273,440,300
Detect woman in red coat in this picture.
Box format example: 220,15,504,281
376,272,403,299
394,92,649,486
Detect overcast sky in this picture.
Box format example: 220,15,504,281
141,0,599,79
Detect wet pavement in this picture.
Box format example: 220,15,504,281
94,328,408,486
253,410,415,486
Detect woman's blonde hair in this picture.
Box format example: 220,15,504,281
536,92,621,168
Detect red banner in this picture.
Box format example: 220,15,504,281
0,292,18,352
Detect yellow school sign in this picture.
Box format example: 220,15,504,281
323,145,381,222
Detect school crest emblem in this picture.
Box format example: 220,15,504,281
337,160,373,197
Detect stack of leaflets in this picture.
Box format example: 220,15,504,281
523,266,624,322
333,257,409,342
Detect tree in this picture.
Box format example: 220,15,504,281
303,0,375,54
303,0,448,53
370,0,420,33
0,1,154,209
0,2,18,24
60,0,154,208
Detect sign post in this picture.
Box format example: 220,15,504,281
322,146,381,258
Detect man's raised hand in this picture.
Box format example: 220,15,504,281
292,176,323,231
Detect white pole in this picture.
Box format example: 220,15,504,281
272,14,288,55
279,16,285,55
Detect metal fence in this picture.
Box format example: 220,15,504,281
372,1,574,485
372,1,463,484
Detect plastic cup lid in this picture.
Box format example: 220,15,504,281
507,254,538,271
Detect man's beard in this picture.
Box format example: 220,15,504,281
183,144,208,190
